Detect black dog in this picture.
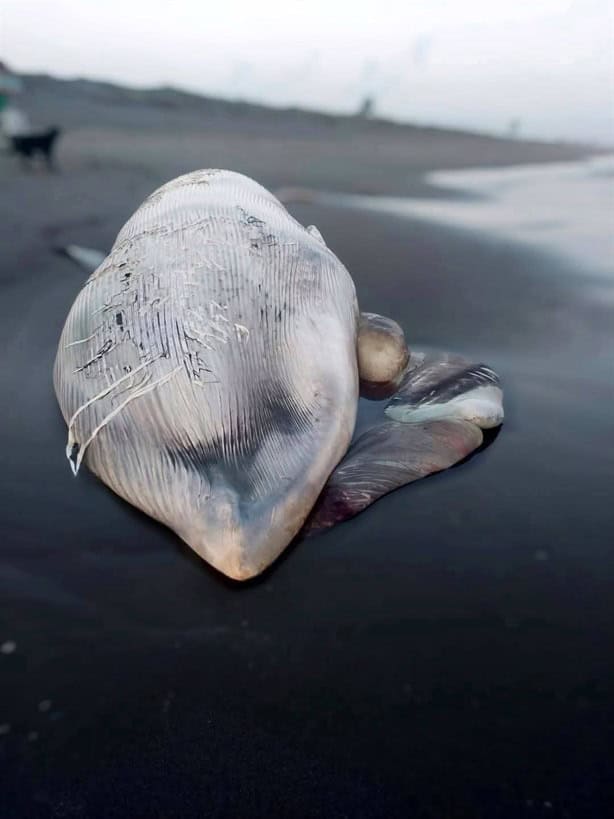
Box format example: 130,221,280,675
10,127,61,169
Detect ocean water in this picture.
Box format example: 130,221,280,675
328,155,614,282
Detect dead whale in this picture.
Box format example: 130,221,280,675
54,170,503,580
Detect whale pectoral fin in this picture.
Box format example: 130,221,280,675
303,350,503,535
385,352,504,429
303,418,483,534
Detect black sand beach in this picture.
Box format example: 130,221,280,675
1,78,613,817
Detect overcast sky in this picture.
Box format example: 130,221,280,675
2,0,613,143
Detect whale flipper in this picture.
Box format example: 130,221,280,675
385,352,503,429
303,350,503,534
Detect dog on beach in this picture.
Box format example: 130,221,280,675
10,127,61,169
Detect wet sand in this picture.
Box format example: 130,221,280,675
1,94,613,817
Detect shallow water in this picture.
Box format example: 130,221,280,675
323,156,614,280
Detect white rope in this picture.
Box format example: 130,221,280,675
67,362,179,475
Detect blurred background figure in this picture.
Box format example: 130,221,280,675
357,94,375,119
0,59,30,142
507,116,522,138
0,59,22,102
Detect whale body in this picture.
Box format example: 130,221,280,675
54,170,359,579
54,170,504,580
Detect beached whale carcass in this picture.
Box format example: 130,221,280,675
54,170,503,580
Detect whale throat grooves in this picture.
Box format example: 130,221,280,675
53,170,359,580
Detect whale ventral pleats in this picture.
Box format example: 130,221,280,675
54,169,503,580
54,169,359,579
